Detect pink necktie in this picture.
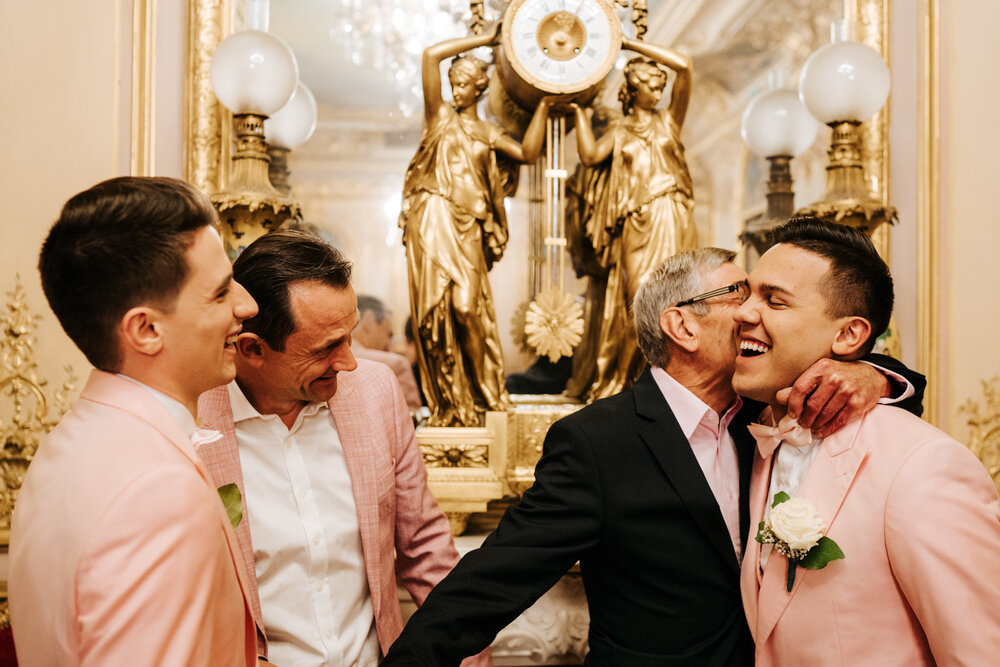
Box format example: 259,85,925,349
747,415,812,458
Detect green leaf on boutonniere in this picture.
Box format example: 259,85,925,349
771,491,791,508
218,483,243,531
798,536,845,570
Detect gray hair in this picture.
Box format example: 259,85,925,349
357,294,389,323
633,247,737,368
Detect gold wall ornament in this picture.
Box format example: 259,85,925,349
960,378,1000,493
0,278,76,533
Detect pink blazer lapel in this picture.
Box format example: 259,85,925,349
195,385,266,643
741,449,774,637
328,378,385,618
754,417,869,645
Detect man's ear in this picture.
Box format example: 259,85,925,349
119,307,163,357
235,332,267,367
831,316,872,358
660,307,698,353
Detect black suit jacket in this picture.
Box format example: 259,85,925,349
382,356,924,667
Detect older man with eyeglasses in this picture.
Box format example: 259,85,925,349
382,246,925,667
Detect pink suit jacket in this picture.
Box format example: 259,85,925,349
741,405,1000,665
9,370,258,667
352,342,423,411
197,358,489,666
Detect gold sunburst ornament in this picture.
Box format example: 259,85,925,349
524,287,584,363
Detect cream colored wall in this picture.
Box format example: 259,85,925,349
0,0,129,388
0,0,187,392
936,0,1000,438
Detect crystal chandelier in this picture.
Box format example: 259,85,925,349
328,1,508,116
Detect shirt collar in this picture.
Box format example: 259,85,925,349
227,380,327,424
650,366,740,439
116,373,197,437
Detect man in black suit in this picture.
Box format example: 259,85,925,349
381,248,923,667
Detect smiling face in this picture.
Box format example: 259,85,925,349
732,244,851,406
253,280,359,407
683,262,750,386
156,225,258,401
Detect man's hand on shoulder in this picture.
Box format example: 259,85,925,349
777,358,889,439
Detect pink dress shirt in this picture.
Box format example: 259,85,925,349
650,367,742,555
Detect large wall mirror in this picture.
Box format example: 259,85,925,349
186,0,889,375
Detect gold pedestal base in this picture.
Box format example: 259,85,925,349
419,399,584,535
418,412,506,536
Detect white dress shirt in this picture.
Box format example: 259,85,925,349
650,367,743,556
117,374,196,436
228,381,380,667
760,437,823,568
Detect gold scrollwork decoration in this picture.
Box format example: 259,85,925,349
960,377,1000,493
0,278,76,531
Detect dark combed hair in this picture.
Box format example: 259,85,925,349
233,229,353,351
772,216,894,356
38,176,217,371
356,294,388,323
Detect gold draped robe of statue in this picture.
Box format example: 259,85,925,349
399,104,515,426
586,111,698,400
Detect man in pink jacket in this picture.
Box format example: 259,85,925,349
10,177,261,666
196,230,489,667
734,217,1000,665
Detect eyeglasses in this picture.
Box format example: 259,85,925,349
675,281,749,308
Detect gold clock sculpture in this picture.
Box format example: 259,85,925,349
498,0,623,108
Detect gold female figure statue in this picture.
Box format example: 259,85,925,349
570,38,698,400
400,23,547,427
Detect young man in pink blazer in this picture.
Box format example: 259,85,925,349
734,217,1000,665
10,177,262,666
196,230,489,667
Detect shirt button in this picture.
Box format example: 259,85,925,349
284,440,291,449
299,488,307,498
313,536,320,545
315,582,323,592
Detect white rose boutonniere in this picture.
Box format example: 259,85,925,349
756,491,844,591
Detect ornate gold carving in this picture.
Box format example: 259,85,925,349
536,12,586,61
961,378,1000,493
470,0,486,35
417,413,507,535
186,0,230,193
0,278,76,532
423,443,489,468
506,401,581,495
525,287,584,363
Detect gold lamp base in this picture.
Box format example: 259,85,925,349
210,113,301,259
795,121,897,233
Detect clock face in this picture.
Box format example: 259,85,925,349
503,0,622,95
